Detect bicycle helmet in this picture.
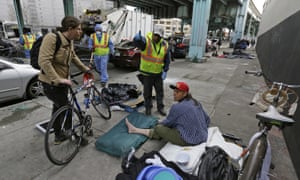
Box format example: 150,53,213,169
83,72,94,85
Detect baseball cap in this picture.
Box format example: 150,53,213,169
169,82,189,92
153,25,164,37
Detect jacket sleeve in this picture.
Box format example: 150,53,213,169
88,35,94,51
38,33,62,85
19,36,24,45
71,43,90,72
133,32,146,51
163,41,170,72
108,38,114,54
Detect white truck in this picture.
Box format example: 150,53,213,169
101,8,154,44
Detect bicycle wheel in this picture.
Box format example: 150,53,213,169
91,86,111,120
239,136,268,180
44,105,83,165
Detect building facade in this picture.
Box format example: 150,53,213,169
1,0,113,27
153,18,191,38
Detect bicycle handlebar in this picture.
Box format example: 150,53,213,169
272,82,300,89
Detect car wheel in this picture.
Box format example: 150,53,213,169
26,78,44,99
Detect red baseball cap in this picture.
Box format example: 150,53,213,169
169,82,189,92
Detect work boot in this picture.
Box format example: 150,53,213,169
158,108,166,116
145,108,151,116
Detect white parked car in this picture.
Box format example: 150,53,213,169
0,57,43,103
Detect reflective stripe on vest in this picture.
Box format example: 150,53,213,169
23,34,35,50
140,32,168,74
92,33,109,56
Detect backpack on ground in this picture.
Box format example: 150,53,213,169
30,32,61,69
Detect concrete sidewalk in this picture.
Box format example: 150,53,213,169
0,47,297,180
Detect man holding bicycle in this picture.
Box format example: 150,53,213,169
38,16,90,144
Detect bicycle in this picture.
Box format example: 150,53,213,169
44,71,111,165
233,71,300,180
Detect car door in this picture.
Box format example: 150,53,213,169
0,61,22,102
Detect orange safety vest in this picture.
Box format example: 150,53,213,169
23,34,36,50
140,32,168,74
91,33,110,56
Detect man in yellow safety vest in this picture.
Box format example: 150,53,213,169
133,25,171,116
19,28,36,58
88,24,114,87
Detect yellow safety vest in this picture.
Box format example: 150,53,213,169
91,33,109,56
140,32,168,74
23,34,36,50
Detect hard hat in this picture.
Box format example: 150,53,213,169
94,24,103,32
153,25,164,37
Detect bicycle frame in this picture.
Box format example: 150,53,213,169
239,126,270,180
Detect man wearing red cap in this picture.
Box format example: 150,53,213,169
125,81,210,146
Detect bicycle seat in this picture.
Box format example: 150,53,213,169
256,105,295,125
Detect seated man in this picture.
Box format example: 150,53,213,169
126,81,210,146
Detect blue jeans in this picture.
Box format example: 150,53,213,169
94,54,109,83
24,49,31,58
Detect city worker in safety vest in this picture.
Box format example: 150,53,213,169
19,28,36,58
88,24,114,87
133,25,171,116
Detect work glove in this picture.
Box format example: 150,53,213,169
161,71,167,80
133,30,142,41
145,154,166,167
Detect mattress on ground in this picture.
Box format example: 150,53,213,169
159,127,243,175
95,112,158,157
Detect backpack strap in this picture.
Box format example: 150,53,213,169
54,32,61,54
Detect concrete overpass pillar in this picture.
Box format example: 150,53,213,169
13,0,25,36
188,0,212,62
232,0,249,45
246,15,253,39
63,0,74,16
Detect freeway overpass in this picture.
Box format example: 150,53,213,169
13,0,261,60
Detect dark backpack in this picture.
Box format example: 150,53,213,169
30,32,61,69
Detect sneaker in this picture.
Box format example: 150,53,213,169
54,134,68,145
145,108,151,116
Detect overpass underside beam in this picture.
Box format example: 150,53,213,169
188,0,212,61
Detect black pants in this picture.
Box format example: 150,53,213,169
42,82,70,136
142,75,164,110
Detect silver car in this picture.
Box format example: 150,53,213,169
0,57,43,103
